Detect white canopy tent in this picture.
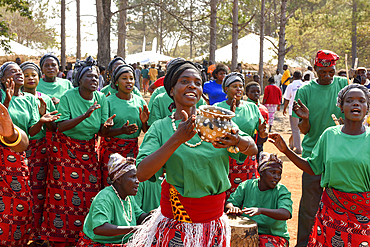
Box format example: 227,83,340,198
195,33,310,67
125,51,173,65
0,40,41,56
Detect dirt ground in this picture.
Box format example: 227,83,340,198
140,94,302,246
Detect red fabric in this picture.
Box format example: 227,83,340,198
160,180,225,223
99,137,138,187
308,188,370,246
41,132,101,243
27,138,48,238
314,50,339,67
263,85,282,105
0,146,33,246
76,232,127,247
259,104,269,122
153,76,165,87
226,156,260,199
259,234,289,247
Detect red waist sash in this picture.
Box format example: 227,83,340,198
160,179,225,223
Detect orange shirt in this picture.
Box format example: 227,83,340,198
207,64,216,75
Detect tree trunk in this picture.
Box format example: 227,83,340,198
159,0,163,54
259,0,265,90
117,0,127,59
96,0,111,67
189,0,193,59
351,0,357,67
76,0,81,60
61,0,66,70
231,0,238,71
209,0,217,62
277,0,287,73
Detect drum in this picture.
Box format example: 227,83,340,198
228,215,259,247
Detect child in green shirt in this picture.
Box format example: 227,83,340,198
225,152,293,247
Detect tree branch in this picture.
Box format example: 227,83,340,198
111,2,150,17
238,14,255,32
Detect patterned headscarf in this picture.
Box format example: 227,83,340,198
336,84,370,112
164,60,202,99
222,72,245,93
20,62,42,79
39,53,60,68
72,56,98,86
108,153,136,182
314,50,339,67
0,61,17,79
258,152,283,173
111,64,135,89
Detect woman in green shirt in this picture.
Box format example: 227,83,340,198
100,57,142,98
77,153,149,246
215,72,267,198
40,57,113,246
100,64,149,187
129,60,258,247
269,84,370,246
20,61,60,240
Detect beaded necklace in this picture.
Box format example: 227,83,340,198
111,185,132,222
171,111,202,148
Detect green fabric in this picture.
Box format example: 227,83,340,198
227,178,292,240
83,186,144,244
147,92,206,126
37,78,73,108
246,97,259,105
56,88,108,140
100,83,142,98
106,94,147,139
215,100,263,137
307,125,370,193
134,177,162,213
292,76,347,158
137,117,247,198
6,93,39,137
148,86,166,112
0,89,5,104
24,92,56,140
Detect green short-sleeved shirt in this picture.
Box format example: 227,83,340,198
37,77,73,101
83,186,144,244
307,126,370,193
7,93,39,137
106,94,147,139
148,86,166,112
134,177,162,213
147,92,206,126
56,88,108,140
24,92,56,140
292,76,347,158
215,100,263,137
101,83,142,98
227,179,292,240
137,117,247,198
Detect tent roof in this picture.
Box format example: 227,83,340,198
125,51,173,64
0,40,41,56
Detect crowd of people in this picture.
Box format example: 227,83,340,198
0,50,368,247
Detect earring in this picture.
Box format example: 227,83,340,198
116,84,118,87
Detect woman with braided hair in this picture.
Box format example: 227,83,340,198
129,60,257,246
40,56,114,246
270,84,370,246
215,72,268,199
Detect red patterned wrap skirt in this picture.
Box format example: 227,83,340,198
41,132,101,244
308,187,370,246
76,232,128,247
99,137,138,187
0,146,33,246
26,137,48,238
259,234,289,247
226,155,260,199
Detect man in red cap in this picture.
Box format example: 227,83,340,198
291,50,348,247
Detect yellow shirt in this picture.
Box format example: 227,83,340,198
149,68,158,81
281,69,291,86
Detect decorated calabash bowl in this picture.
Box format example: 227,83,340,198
195,105,235,143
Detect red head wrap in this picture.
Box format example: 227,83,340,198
314,50,339,67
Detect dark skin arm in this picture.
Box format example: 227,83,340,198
225,203,291,220
38,97,58,132
269,133,314,175
293,99,310,134
282,99,289,116
29,110,60,137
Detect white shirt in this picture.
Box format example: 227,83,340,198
284,79,308,115
274,74,282,87
303,70,315,81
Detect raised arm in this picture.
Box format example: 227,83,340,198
293,99,310,134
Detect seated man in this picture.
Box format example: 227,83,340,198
225,152,293,247
77,154,150,246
